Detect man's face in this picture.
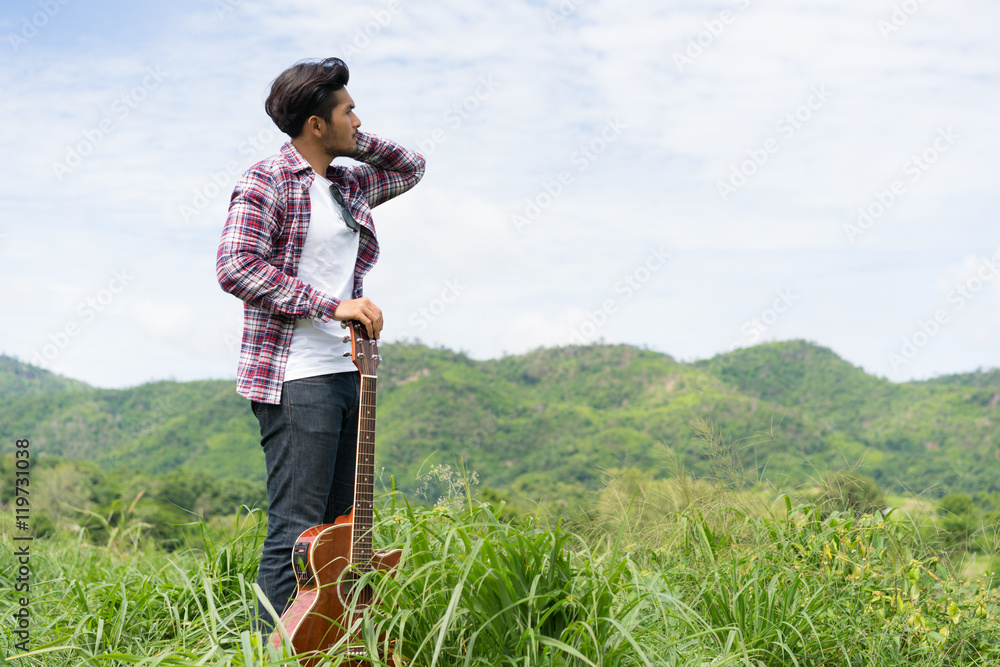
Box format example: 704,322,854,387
321,88,361,158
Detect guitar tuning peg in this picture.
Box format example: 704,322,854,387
368,340,375,346
377,354,383,361
342,336,351,344
340,321,348,329
343,351,352,357
358,352,365,359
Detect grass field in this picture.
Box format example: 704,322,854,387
2,472,999,667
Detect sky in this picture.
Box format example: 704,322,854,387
1,0,998,389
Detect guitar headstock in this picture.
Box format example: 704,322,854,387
343,320,381,376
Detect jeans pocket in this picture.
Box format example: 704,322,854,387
345,373,362,418
294,373,337,385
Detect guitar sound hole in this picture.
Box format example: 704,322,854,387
337,573,374,609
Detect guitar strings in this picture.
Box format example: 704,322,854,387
354,372,377,606
350,330,379,575
353,376,376,565
346,324,382,620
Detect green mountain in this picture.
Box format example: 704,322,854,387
925,368,1000,389
1,340,998,501
0,355,89,396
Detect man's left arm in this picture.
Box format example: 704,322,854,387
351,131,426,208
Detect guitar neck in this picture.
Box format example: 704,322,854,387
351,374,377,565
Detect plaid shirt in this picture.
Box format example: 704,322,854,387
216,132,425,403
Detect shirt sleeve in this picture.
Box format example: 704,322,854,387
351,131,426,209
216,166,341,321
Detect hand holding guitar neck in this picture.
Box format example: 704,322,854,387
332,297,383,339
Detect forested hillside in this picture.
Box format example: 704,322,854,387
2,340,998,503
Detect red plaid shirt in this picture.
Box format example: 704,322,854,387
216,132,425,403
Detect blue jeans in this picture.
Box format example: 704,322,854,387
251,371,361,632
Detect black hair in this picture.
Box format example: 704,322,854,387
264,57,350,138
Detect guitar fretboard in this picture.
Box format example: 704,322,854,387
351,374,377,568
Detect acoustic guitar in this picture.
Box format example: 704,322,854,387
269,320,401,665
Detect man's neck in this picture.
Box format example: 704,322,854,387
290,138,333,177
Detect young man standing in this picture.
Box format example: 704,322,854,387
216,57,425,631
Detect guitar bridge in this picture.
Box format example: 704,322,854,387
292,541,313,586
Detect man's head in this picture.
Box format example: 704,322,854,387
265,57,360,158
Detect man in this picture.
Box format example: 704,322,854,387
216,57,425,631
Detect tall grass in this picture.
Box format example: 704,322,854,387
363,497,704,666
2,477,999,666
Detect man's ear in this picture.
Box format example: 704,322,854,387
304,115,324,137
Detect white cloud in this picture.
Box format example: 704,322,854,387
132,299,196,340
0,0,998,387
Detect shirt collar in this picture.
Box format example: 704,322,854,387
281,140,311,168
280,141,343,188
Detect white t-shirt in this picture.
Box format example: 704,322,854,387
283,173,361,381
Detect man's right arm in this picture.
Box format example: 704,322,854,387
216,167,340,321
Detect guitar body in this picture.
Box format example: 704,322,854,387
268,321,399,666
270,517,401,665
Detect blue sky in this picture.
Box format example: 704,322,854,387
1,0,998,388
